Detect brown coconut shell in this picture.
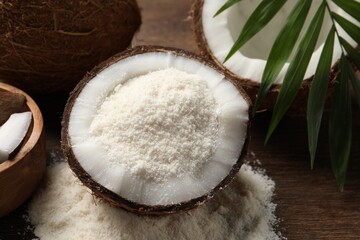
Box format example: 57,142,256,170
0,83,46,217
191,0,337,114
61,46,251,215
0,0,141,94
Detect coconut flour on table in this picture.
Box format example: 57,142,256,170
27,160,284,240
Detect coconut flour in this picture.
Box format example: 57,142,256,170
88,68,218,182
28,161,284,240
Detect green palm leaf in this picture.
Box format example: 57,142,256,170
340,37,360,69
329,55,352,191
332,0,360,22
332,12,360,43
215,0,360,190
224,0,287,62
340,37,360,108
213,0,242,17
253,0,312,114
347,61,360,108
266,2,327,143
307,27,335,169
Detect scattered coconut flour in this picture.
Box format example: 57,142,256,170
27,161,284,240
88,68,219,182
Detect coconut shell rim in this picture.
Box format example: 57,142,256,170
61,45,252,215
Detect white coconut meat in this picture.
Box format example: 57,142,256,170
68,52,249,206
201,0,359,84
0,112,32,163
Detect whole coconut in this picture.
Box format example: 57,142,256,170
0,0,141,94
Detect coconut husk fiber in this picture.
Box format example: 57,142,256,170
0,0,141,94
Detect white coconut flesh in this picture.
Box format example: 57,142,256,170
0,112,32,163
68,52,249,206
202,0,359,84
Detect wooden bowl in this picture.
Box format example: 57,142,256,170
0,83,46,217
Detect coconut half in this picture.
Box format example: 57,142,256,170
61,46,251,215
193,0,359,111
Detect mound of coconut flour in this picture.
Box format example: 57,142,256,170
88,68,218,182
28,161,284,240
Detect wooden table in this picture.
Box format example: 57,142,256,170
1,0,359,239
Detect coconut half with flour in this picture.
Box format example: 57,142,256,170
193,0,359,111
61,46,251,215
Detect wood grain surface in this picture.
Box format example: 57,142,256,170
0,0,359,239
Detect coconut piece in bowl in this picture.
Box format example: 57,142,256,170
0,83,46,217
